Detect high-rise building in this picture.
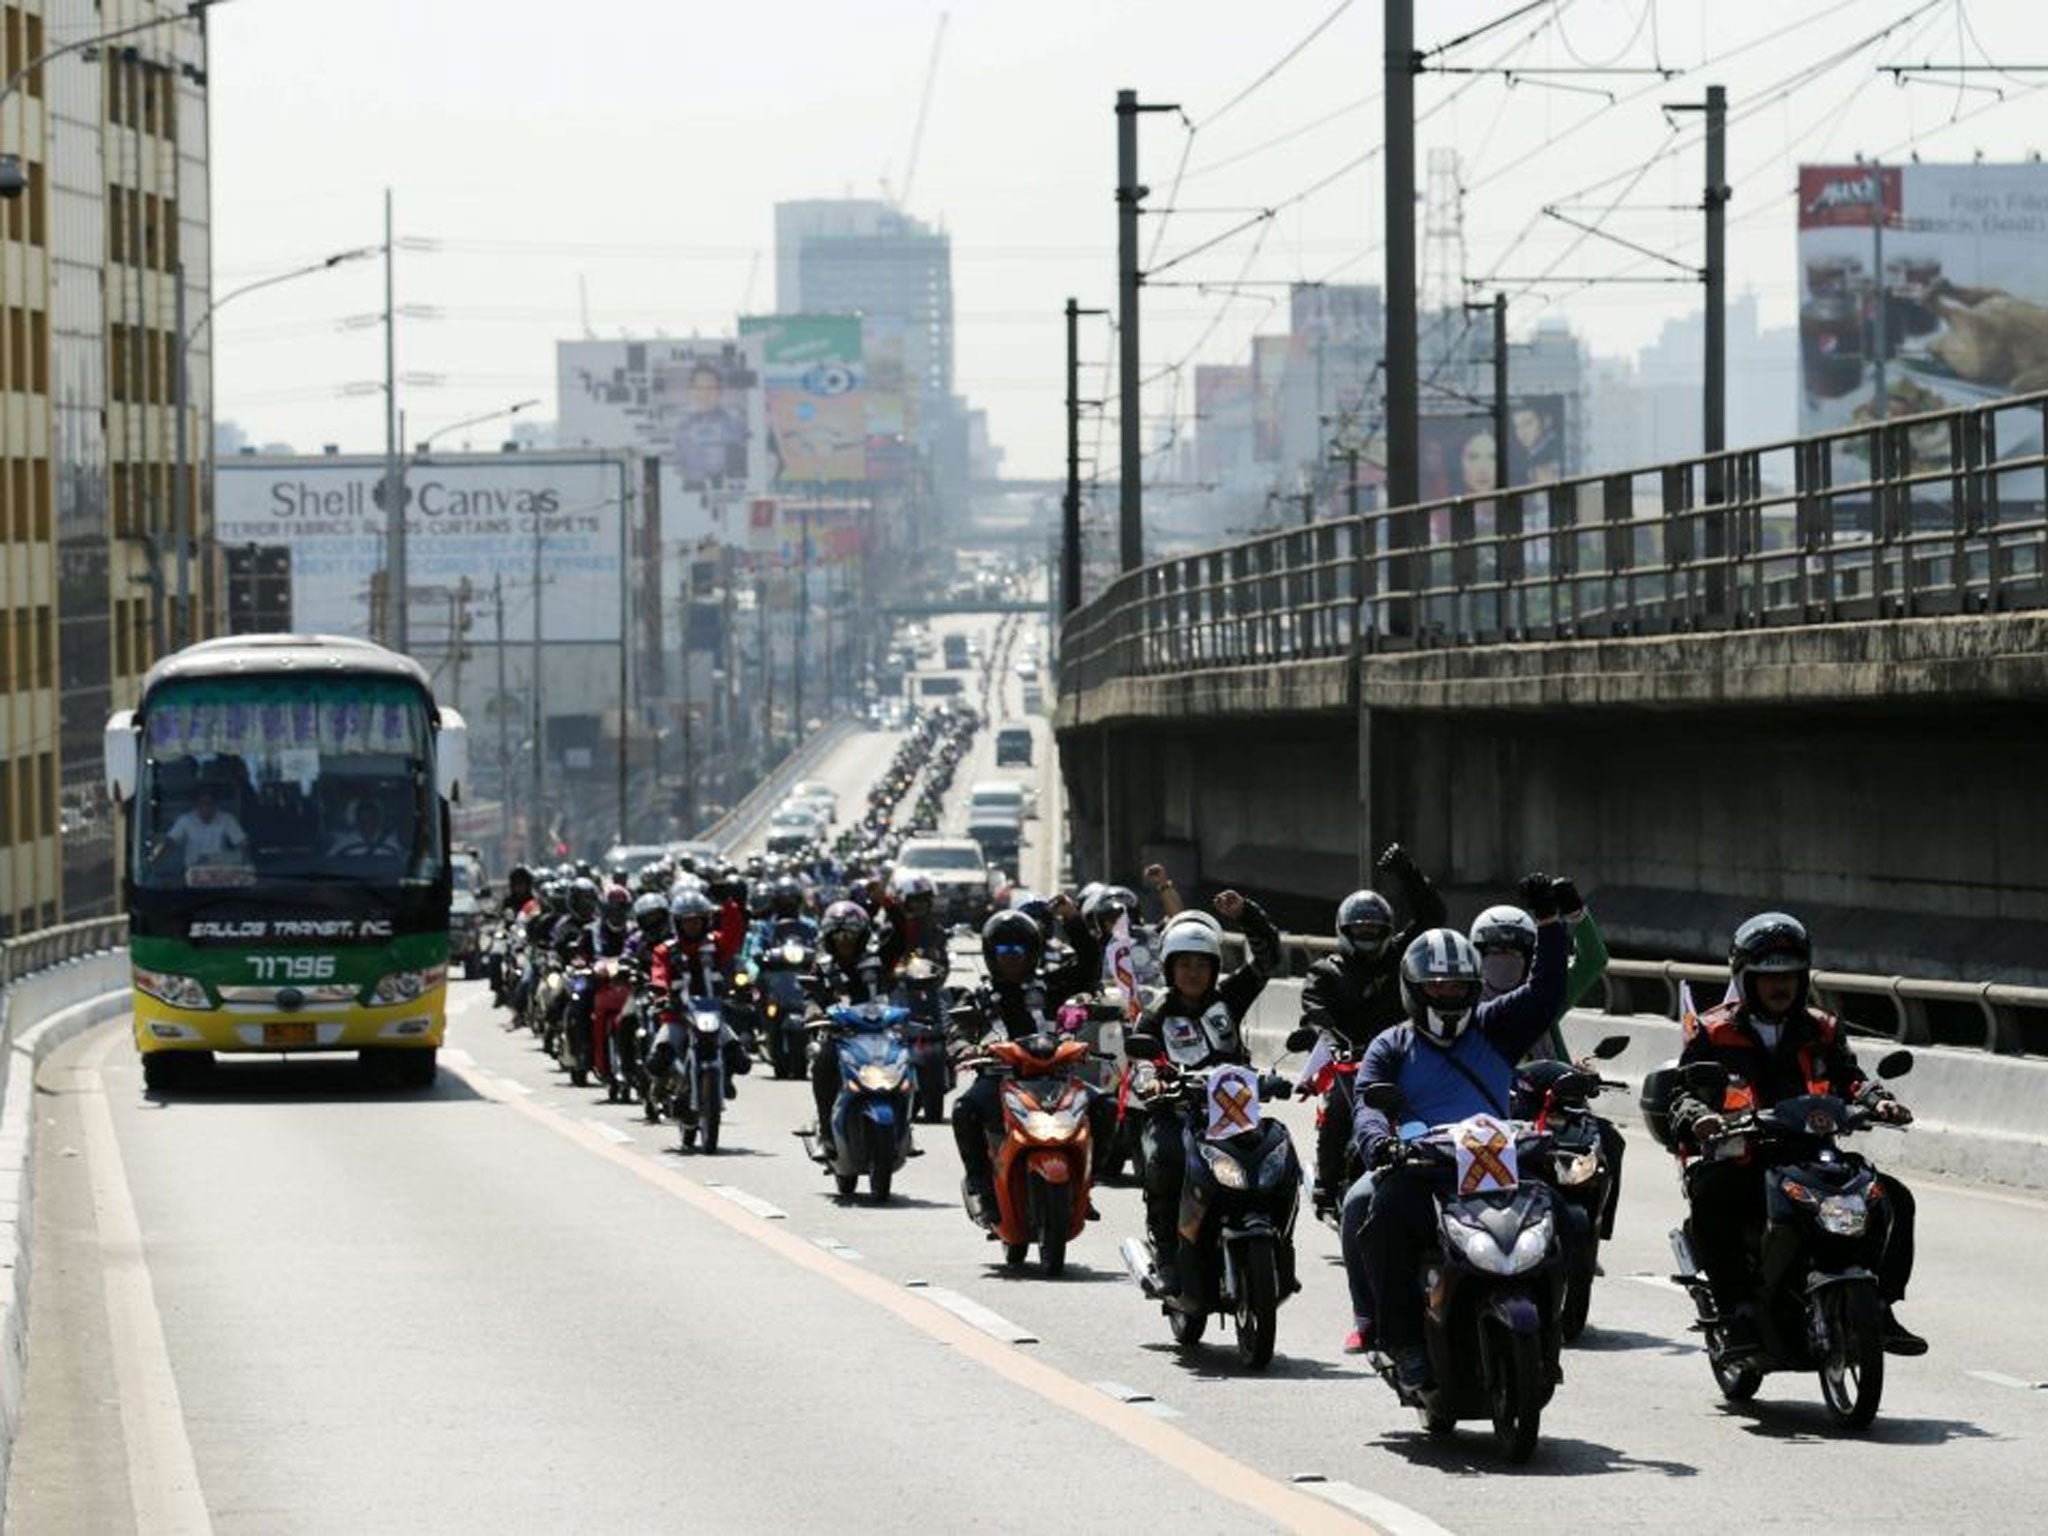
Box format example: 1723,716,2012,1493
773,199,954,449
1,1,213,934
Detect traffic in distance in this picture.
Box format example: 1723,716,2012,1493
25,596,2035,1531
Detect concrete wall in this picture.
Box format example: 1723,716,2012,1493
1057,612,2048,982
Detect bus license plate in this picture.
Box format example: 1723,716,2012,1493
264,1022,317,1048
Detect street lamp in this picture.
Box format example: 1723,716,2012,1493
0,1,228,198
172,245,376,648
415,399,542,455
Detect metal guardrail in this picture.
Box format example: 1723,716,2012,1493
1060,391,2048,694
1215,929,2048,1056
0,916,129,992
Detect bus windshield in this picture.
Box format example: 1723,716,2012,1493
133,676,443,891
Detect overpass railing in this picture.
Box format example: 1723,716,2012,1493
1060,390,2048,693
0,916,128,991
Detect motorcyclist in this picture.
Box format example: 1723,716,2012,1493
647,889,748,1094
877,871,948,975
1352,875,1571,1392
805,900,891,1145
1670,911,1923,1356
1132,890,1285,1301
1299,843,1448,1237
950,909,1113,1221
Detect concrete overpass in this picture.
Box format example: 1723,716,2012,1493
1056,390,2048,988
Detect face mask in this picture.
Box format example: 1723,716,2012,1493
1481,951,1526,993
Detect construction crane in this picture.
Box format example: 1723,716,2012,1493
883,10,948,213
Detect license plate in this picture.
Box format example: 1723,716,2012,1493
263,1022,317,1048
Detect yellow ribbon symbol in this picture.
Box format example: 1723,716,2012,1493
1460,1123,1514,1194
1211,1075,1257,1133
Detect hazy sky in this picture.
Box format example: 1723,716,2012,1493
206,0,2048,476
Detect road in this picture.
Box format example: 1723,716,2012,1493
11,616,2048,1533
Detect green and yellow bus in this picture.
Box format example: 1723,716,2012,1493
103,635,468,1089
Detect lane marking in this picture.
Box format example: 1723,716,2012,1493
581,1119,635,1146
703,1182,787,1221
1294,1478,1459,1536
1621,1273,1684,1293
504,1082,535,1096
1094,1380,1182,1419
812,1236,863,1261
1967,1369,2046,1392
906,1283,1038,1344
76,1029,215,1536
442,1057,1369,1533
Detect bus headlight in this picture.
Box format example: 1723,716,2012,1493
134,968,209,1010
371,967,445,1006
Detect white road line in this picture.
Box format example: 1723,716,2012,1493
1093,1380,1182,1419
812,1236,863,1261
77,1031,215,1536
1967,1369,2046,1392
702,1182,787,1220
1621,1273,1684,1292
904,1283,1039,1344
581,1119,635,1146
1293,1477,1459,1536
504,1081,535,1096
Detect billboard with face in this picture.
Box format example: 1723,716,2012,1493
1419,394,1568,502
1798,162,2048,439
740,314,868,486
557,339,756,492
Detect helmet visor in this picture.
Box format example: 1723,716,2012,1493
1343,920,1392,950
1479,952,1526,993
1419,978,1480,1012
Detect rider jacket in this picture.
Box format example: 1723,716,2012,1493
1298,867,1446,1048
1669,1001,1890,1140
876,900,947,974
964,978,1055,1042
804,952,889,1011
1350,920,1567,1167
650,935,724,1009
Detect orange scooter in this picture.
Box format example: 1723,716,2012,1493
963,1033,1095,1277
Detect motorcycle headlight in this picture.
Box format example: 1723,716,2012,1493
1817,1195,1868,1236
1023,1107,1084,1142
1555,1148,1601,1188
1446,1210,1553,1276
371,967,445,1006
855,1062,907,1093
1200,1142,1249,1191
734,970,753,988
134,967,209,1010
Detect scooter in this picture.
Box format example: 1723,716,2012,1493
1511,1034,1630,1341
753,938,814,1079
1116,1035,1304,1372
799,1002,915,1204
896,955,953,1123
1646,1052,1916,1432
676,989,744,1154
556,958,597,1087
1055,990,1145,1183
958,1032,1094,1276
1355,1078,1576,1464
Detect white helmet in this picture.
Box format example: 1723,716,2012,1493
1469,904,1537,994
1159,919,1222,982
1399,928,1484,1046
1160,908,1223,940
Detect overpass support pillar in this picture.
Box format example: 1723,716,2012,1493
1355,703,1377,884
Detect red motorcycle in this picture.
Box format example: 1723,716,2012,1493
962,1033,1095,1277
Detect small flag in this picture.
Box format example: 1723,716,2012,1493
1680,979,1701,1043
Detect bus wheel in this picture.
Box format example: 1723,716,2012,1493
397,1049,438,1089
142,1052,207,1092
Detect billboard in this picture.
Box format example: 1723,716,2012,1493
558,338,757,492
739,314,867,486
215,453,631,643
1252,335,1289,462
1798,162,2048,436
1419,394,1568,503
861,314,913,483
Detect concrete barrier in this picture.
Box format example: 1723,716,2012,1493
1240,976,2048,1191
0,950,131,1520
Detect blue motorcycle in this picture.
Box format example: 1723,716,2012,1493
803,1002,915,1204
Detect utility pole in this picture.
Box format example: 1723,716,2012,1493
1064,297,1105,615
381,188,407,652
1330,443,1362,522
679,559,696,834
531,497,546,855
1383,2,1420,514
756,569,772,757
1870,159,1889,422
1116,88,1178,572
1704,85,1728,459
493,572,511,864
793,496,812,735
1299,488,1315,527
172,265,190,649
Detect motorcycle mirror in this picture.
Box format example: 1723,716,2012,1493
1680,1061,1729,1101
1875,1048,1914,1081
1358,1081,1403,1113
1123,1032,1163,1059
1549,1071,1596,1106
1283,1025,1319,1053
1593,1034,1631,1060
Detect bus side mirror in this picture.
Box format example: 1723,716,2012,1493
436,708,469,804
104,712,138,803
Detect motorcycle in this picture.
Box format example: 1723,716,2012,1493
754,937,815,1079
1116,1034,1304,1371
1647,1051,1915,1431
1299,1035,1362,1228
799,1002,916,1204
958,1032,1095,1276
1511,1034,1630,1342
555,958,601,1088
896,954,953,1123
1055,990,1145,1183
606,954,654,1106
674,989,739,1154
1355,1078,1576,1463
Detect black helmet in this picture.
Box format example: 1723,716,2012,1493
1336,889,1396,960
567,877,600,922
820,899,871,950
632,891,671,937
1730,911,1811,1020
771,875,805,918
508,863,534,889
669,889,715,935
981,909,1044,974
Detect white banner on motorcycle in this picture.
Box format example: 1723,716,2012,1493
1104,915,1141,1019
1451,1113,1520,1196
1296,1032,1335,1092
1203,1064,1263,1140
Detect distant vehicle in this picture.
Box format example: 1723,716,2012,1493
103,634,467,1090
665,839,721,866
1021,685,1044,714
895,837,994,923
965,814,1021,875
787,781,839,823
969,780,1032,823
943,633,970,669
1014,656,1038,680
994,726,1033,767
603,842,669,872
450,850,488,978
769,806,827,839
916,675,964,700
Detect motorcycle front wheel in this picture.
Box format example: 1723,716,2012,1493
1233,1242,1279,1370
1561,1244,1598,1343
1487,1326,1544,1463
1818,1285,1885,1430
698,1070,722,1154
1168,1305,1207,1348
1034,1178,1071,1279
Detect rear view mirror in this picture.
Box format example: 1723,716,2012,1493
1284,1026,1319,1053
1875,1049,1914,1081
1680,1061,1729,1101
1593,1034,1630,1061
1359,1081,1403,1113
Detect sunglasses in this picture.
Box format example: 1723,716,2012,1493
991,943,1033,959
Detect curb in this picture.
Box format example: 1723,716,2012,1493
0,987,132,1520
